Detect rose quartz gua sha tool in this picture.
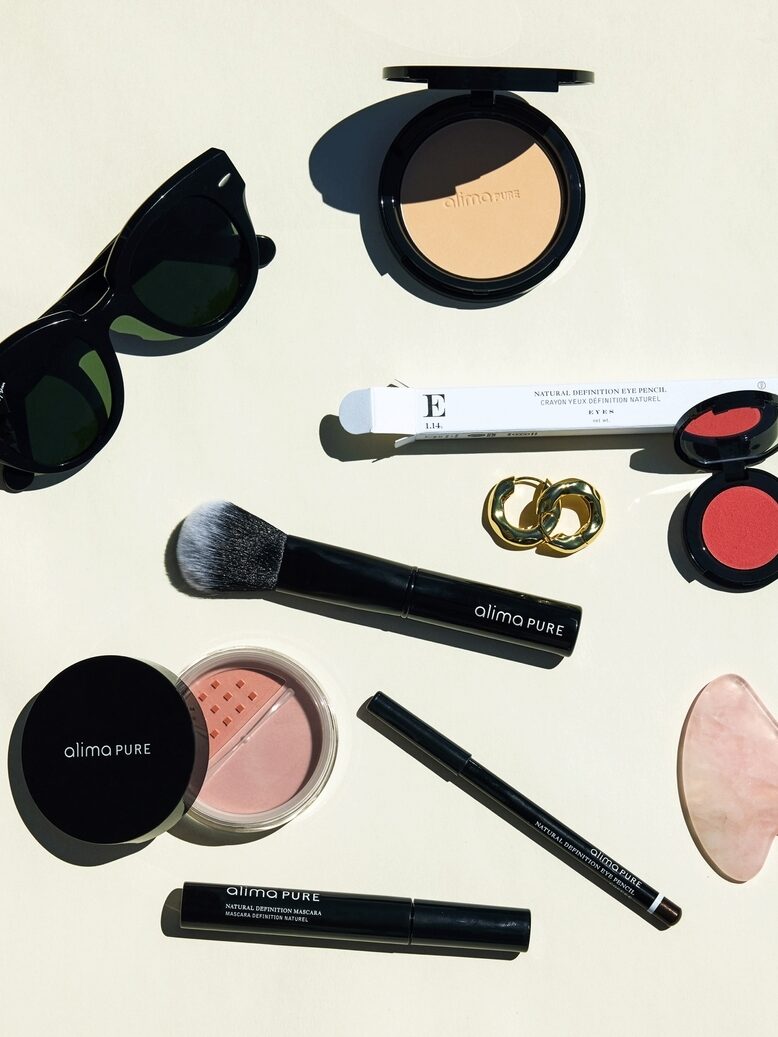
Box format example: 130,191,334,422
679,674,778,881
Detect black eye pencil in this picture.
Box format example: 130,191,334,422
365,692,681,929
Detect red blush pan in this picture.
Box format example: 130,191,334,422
701,486,778,570
685,407,761,438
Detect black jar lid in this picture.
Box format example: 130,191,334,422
673,390,778,471
383,66,594,92
21,656,209,845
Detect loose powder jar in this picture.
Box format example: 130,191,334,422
379,66,593,303
673,390,778,590
20,648,337,844
181,646,337,835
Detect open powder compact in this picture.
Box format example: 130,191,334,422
20,647,337,845
379,66,593,303
673,390,778,590
181,647,337,834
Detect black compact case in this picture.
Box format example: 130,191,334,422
673,390,778,590
20,656,209,844
379,66,592,303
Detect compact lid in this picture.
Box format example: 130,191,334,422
673,390,778,471
21,656,208,845
383,66,594,92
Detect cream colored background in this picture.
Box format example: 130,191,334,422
1,1,776,1034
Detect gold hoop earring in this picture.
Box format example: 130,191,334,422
486,476,561,548
537,478,605,555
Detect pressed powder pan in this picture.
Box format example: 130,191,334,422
379,66,593,303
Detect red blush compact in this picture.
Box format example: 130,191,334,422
674,390,778,590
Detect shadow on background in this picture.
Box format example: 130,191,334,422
310,92,510,309
2,465,85,493
320,414,692,474
169,813,278,847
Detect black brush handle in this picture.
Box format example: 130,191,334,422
278,536,413,613
277,536,581,656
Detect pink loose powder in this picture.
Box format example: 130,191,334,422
702,486,778,570
189,665,324,816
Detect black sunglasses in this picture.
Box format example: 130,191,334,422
0,148,274,490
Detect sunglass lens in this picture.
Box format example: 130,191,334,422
129,197,250,329
0,331,113,469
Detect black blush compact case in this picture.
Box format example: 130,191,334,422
673,390,778,590
378,66,593,303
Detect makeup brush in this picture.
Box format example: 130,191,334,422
176,501,582,657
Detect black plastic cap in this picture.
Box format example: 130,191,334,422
674,390,778,471
20,656,208,844
383,66,593,92
412,900,531,953
367,692,471,774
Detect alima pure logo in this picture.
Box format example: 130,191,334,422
227,886,320,901
475,603,565,637
444,188,521,208
64,742,151,758
475,603,525,627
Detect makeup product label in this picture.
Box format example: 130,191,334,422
531,819,664,912
181,883,413,943
339,378,778,444
473,603,565,639
406,570,580,656
63,743,151,758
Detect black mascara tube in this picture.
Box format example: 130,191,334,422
277,536,581,656
366,693,682,929
179,882,531,953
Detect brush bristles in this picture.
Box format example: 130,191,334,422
176,501,287,593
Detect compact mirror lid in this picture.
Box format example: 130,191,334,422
383,66,594,92
20,655,208,845
674,390,778,470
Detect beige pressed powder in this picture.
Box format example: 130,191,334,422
378,66,592,302
400,120,562,280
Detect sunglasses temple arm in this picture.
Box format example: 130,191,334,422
40,238,118,318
